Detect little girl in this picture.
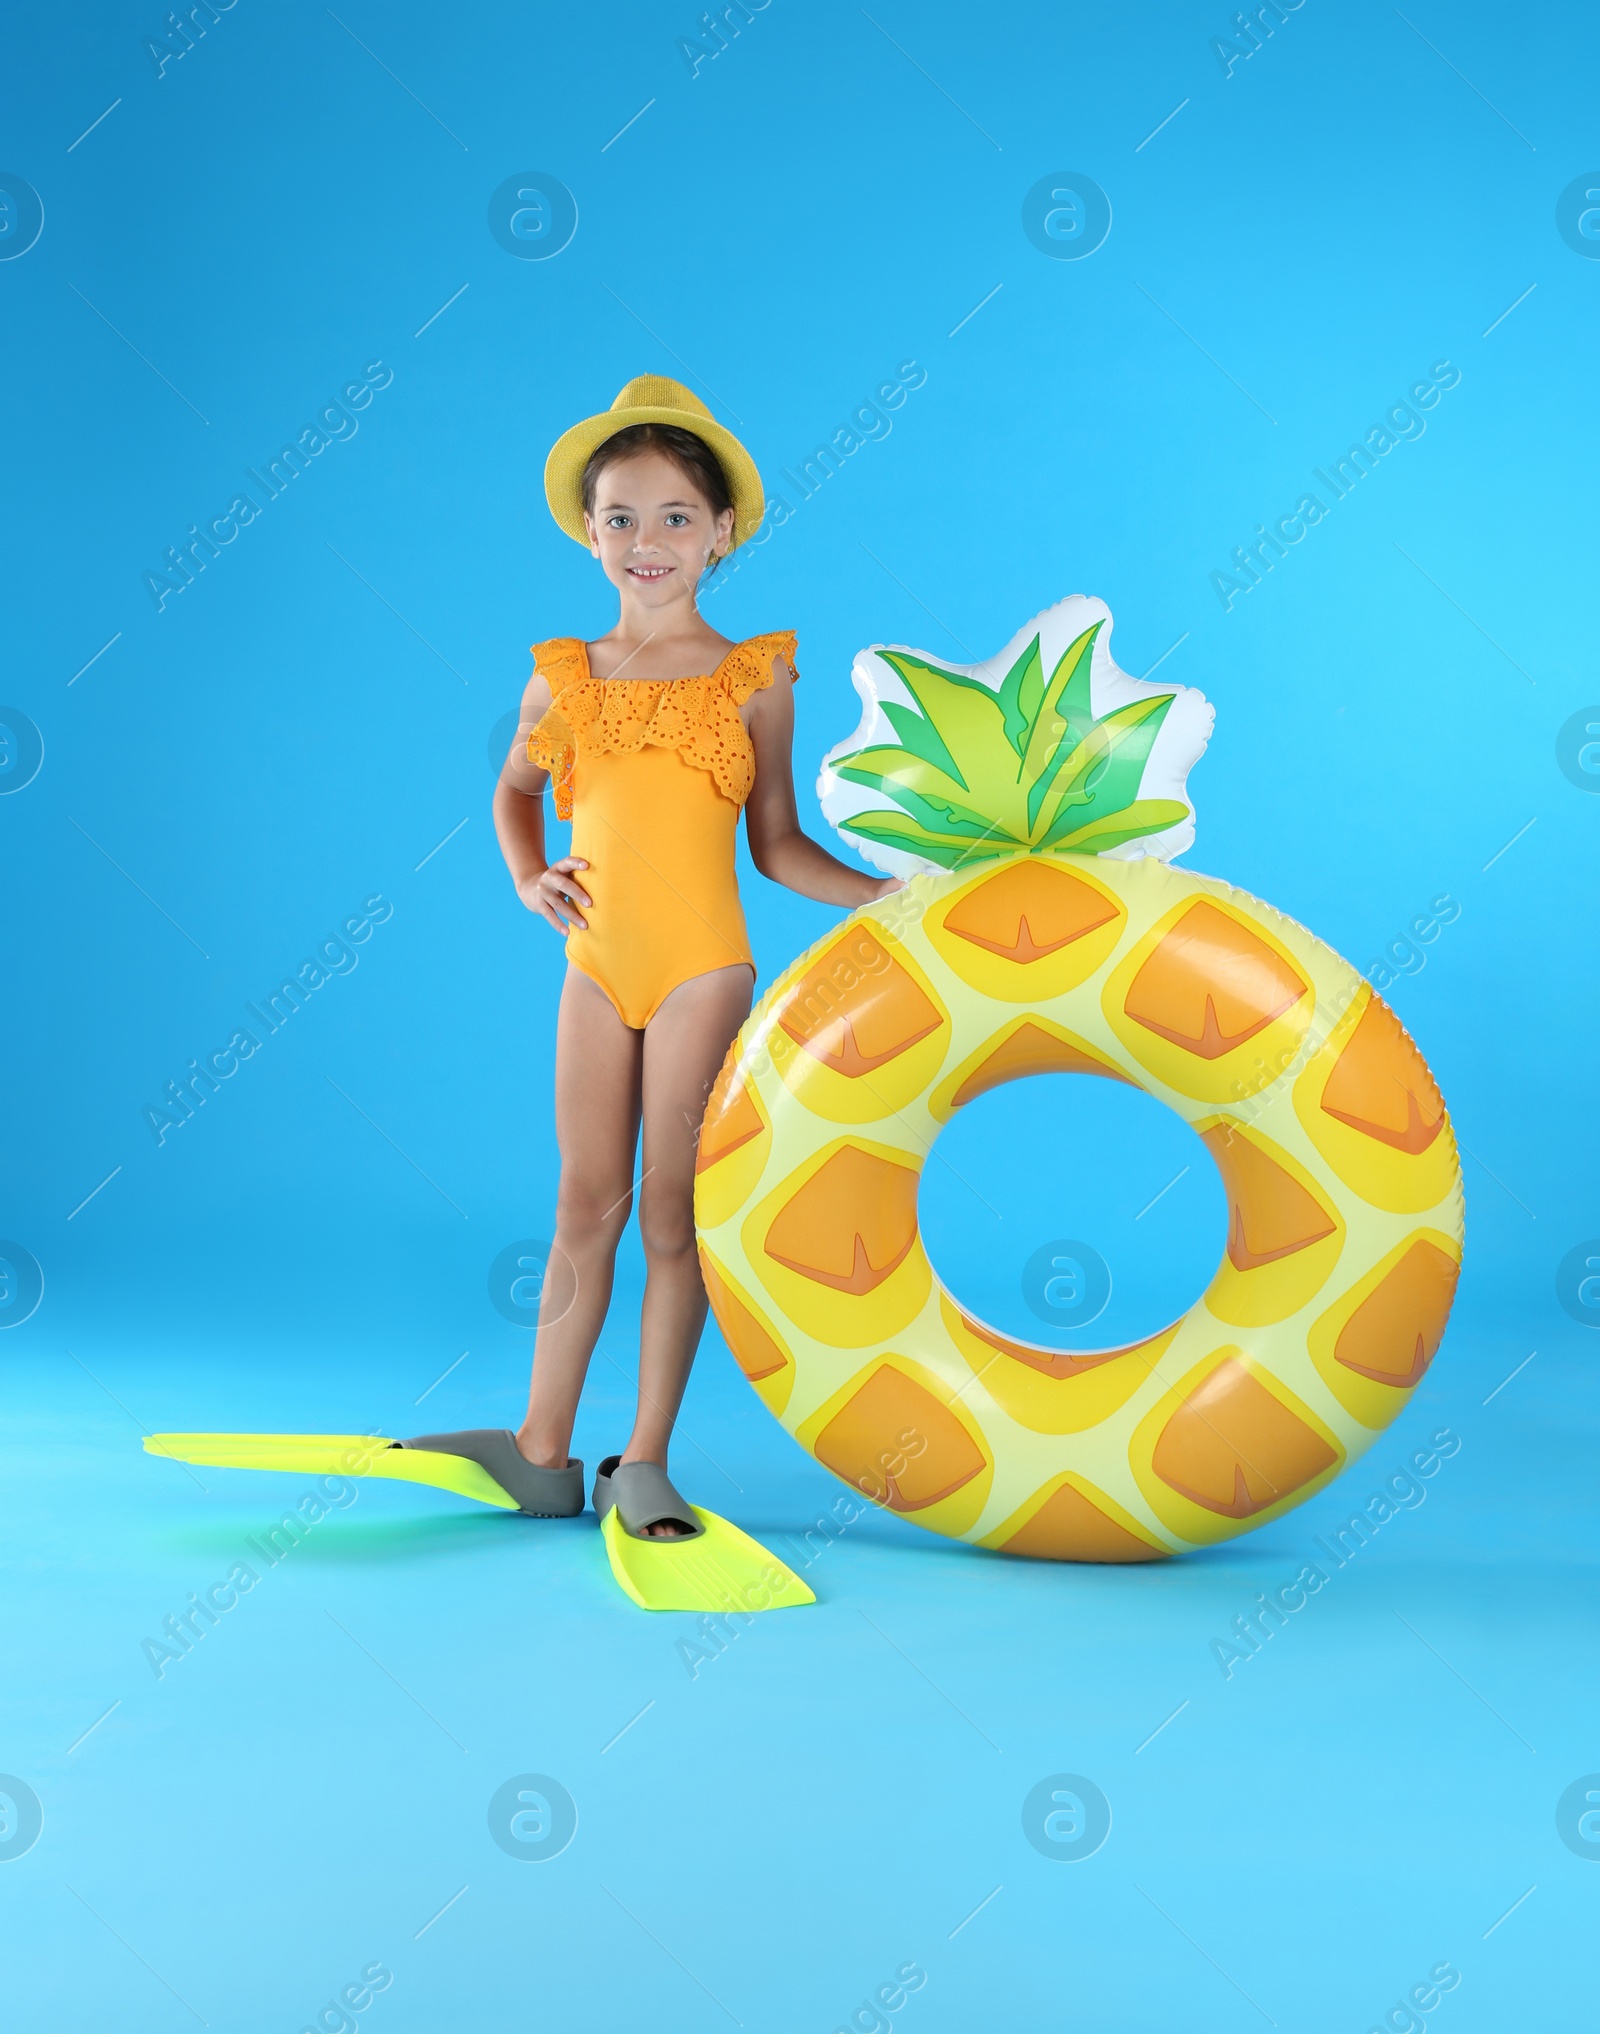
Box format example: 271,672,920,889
488,375,897,1539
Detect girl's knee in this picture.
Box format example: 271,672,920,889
638,1187,695,1265
554,1176,632,1247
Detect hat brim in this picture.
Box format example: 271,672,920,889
544,405,765,552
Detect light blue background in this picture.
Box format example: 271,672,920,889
3,3,1597,2028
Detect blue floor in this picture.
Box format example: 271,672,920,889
5,1283,1593,2031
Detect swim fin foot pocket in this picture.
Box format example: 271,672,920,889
593,1454,815,1614
592,1455,704,1538
400,1430,585,1517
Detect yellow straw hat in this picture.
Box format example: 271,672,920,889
543,374,765,553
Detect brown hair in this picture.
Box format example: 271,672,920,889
580,423,733,570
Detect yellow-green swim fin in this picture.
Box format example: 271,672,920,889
593,1456,814,1613
143,1429,585,1515
599,1506,815,1613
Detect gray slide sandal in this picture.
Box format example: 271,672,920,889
592,1454,705,1539
401,1429,585,1517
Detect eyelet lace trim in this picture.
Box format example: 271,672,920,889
525,631,798,820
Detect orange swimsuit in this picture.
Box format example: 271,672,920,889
526,631,797,1029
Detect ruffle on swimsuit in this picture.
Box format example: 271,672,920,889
526,631,799,820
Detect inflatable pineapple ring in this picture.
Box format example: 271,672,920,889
693,600,1463,1562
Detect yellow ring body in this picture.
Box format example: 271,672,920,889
694,852,1464,1563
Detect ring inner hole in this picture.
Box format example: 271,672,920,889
918,1070,1229,1355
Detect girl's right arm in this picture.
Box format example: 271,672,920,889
491,670,593,933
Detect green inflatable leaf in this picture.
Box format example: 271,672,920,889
819,601,1210,873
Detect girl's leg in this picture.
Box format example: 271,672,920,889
516,968,643,1468
624,964,754,1492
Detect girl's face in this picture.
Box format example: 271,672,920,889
584,449,735,606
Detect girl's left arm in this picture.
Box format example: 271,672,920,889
744,656,899,905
